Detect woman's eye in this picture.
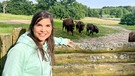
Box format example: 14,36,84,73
46,24,51,27
36,24,42,26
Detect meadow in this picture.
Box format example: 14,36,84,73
0,13,135,41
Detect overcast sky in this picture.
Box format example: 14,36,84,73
1,0,135,8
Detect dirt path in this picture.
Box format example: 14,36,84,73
0,20,30,24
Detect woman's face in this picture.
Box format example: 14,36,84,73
33,18,52,44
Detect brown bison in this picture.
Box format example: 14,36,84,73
86,23,99,35
76,21,85,33
62,18,75,35
128,31,135,42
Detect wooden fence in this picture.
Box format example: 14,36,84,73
0,27,26,75
1,27,135,75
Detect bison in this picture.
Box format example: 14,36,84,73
128,31,135,42
86,23,99,35
76,21,85,33
62,18,75,35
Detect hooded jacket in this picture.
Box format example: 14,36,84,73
2,32,68,76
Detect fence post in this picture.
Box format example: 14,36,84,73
0,34,12,74
12,27,26,44
0,27,26,75
0,34,12,58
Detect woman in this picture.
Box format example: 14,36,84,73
2,10,73,76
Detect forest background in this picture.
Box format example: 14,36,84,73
0,0,135,25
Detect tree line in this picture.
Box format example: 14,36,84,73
0,0,135,25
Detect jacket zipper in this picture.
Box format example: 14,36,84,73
37,50,44,76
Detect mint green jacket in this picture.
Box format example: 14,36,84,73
2,32,68,76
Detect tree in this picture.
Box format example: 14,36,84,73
59,0,75,5
49,2,68,19
116,9,123,18
2,0,9,13
36,0,57,10
0,3,2,13
88,9,100,18
71,2,87,19
6,0,35,15
120,13,135,25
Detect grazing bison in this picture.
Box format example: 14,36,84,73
62,18,75,35
128,31,135,42
86,23,99,35
76,21,85,33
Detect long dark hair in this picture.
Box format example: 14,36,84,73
28,10,55,65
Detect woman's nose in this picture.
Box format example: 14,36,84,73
41,27,46,32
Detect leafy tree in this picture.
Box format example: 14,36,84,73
101,8,110,15
88,9,100,17
49,2,68,19
122,8,130,15
110,8,117,17
116,9,123,18
120,13,135,25
72,2,87,19
1,0,135,20
2,1,8,13
0,3,2,12
36,3,47,12
6,0,35,15
59,0,75,5
36,0,57,10
123,6,133,12
6,1,21,14
49,0,86,20
66,5,76,18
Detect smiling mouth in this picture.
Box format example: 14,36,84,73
39,33,46,37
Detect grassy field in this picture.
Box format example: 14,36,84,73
0,13,32,20
0,13,135,40
53,19,120,40
80,17,120,26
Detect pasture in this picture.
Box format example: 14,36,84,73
1,14,135,76
0,13,131,40
0,13,135,41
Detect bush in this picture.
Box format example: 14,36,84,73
120,13,135,25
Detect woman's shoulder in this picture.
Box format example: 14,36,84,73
8,42,37,55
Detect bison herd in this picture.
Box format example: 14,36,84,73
62,18,99,36
62,18,135,42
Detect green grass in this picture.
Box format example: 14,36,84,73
121,25,135,30
53,19,121,40
0,14,135,40
0,13,32,20
0,23,29,34
0,20,120,40
0,19,125,40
